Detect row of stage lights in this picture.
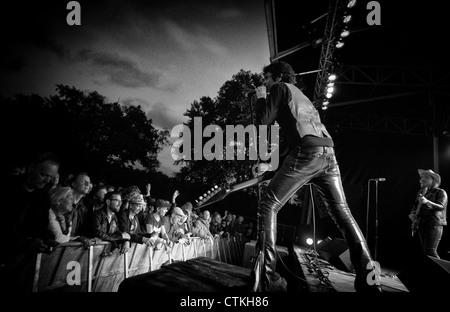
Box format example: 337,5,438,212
322,0,357,111
195,185,221,207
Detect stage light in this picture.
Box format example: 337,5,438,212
328,74,337,81
343,15,352,23
317,239,323,244
340,29,350,38
335,41,345,48
327,87,334,93
327,82,334,87
326,93,333,99
322,106,328,111
323,100,329,106
306,238,314,246
347,0,357,8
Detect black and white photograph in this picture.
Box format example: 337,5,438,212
0,0,449,306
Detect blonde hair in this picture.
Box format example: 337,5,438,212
49,186,74,208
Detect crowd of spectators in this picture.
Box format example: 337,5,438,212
0,151,256,292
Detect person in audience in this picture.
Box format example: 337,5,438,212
1,152,60,292
88,191,130,252
167,207,190,245
224,213,235,236
192,209,213,239
89,184,108,212
118,194,153,246
48,186,77,243
221,219,230,238
233,215,246,236
209,212,224,237
69,172,99,248
119,185,141,212
144,199,172,248
181,201,197,233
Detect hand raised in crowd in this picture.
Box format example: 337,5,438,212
145,183,151,196
172,190,180,203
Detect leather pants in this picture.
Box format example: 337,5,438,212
255,146,381,291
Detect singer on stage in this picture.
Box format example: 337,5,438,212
253,61,381,292
409,169,447,258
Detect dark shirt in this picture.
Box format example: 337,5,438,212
416,187,448,226
70,197,91,237
1,175,54,264
117,209,146,244
89,207,123,241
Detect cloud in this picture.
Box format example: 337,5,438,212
163,19,228,57
75,49,179,91
217,8,243,19
121,98,184,130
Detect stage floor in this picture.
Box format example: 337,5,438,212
118,248,409,293
292,245,409,292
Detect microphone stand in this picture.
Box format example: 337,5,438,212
367,179,382,262
248,91,264,292
374,179,379,262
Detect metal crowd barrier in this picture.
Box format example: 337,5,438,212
32,235,248,292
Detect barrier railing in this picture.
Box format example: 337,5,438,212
33,235,248,292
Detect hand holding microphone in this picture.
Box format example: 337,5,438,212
255,86,267,99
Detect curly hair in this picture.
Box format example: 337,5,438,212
263,61,296,84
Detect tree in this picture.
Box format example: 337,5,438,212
174,69,264,189
1,85,168,186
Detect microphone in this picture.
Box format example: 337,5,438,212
370,178,386,182
242,85,256,96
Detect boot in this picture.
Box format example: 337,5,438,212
330,203,382,292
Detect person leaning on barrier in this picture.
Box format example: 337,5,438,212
48,186,77,243
1,152,60,292
118,194,155,247
69,172,98,247
192,210,213,240
88,191,131,253
144,199,172,249
167,207,191,245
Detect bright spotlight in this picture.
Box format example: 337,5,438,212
336,41,344,48
322,106,328,110
340,29,350,38
326,93,333,99
347,0,357,8
328,74,337,81
306,238,314,245
323,100,329,106
343,15,352,23
327,87,334,93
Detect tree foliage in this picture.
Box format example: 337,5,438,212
1,85,168,186
174,69,263,189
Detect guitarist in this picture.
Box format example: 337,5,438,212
408,169,447,258
253,61,381,292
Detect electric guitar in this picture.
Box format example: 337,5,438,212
195,171,275,209
411,187,428,236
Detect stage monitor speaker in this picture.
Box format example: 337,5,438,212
397,255,450,292
242,240,289,269
316,238,354,273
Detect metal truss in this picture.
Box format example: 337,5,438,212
337,65,450,88
324,112,436,136
313,0,341,106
